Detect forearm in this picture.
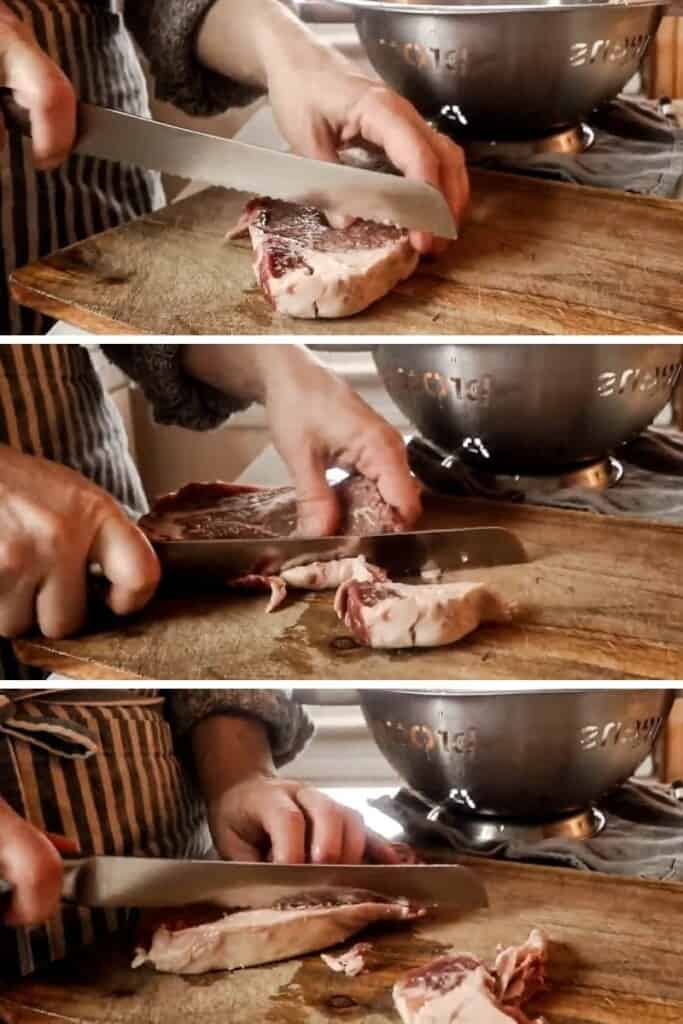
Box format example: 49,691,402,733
195,0,347,90
182,343,331,404
191,714,275,804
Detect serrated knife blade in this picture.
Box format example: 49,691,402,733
153,526,527,580
72,103,457,238
52,858,488,912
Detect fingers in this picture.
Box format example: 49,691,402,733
258,789,307,865
285,447,341,538
46,833,80,856
0,807,64,927
364,832,404,865
432,131,471,233
0,15,76,170
90,516,161,617
35,564,87,640
0,555,36,638
347,86,469,255
289,789,369,865
356,426,423,529
213,826,264,863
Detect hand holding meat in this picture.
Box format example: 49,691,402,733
196,0,468,255
205,775,402,865
191,714,400,866
0,798,78,926
0,5,76,169
0,445,160,638
183,344,422,538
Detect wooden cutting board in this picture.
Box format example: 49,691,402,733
1,859,681,1023
9,170,683,335
14,499,683,681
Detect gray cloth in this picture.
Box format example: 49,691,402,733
101,344,251,432
373,779,683,881
521,427,683,523
124,0,262,117
422,426,683,524
470,96,683,199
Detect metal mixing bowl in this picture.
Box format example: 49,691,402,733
336,0,665,140
296,689,674,818
373,343,682,472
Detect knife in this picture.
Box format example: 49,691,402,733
0,860,488,913
0,93,457,238
153,526,527,579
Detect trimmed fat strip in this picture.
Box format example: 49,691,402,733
132,890,426,975
335,579,517,648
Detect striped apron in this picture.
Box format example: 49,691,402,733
0,342,148,680
1,1,164,334
0,690,211,979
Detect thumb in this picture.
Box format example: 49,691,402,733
286,449,340,538
213,827,263,864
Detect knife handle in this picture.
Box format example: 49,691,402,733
0,876,14,918
0,88,31,136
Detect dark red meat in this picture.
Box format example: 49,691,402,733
139,475,406,543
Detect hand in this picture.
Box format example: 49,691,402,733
196,0,468,255
0,445,160,639
183,344,422,538
191,712,401,865
207,774,401,865
0,6,76,169
0,798,79,926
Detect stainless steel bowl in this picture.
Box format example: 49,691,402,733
336,0,665,140
373,343,682,471
296,689,674,818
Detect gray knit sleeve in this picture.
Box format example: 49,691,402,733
166,690,314,768
123,1,262,117
101,344,251,431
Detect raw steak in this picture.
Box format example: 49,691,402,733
139,476,406,543
335,579,517,649
232,197,419,319
132,889,426,975
321,941,373,977
393,931,549,1024
494,930,548,1008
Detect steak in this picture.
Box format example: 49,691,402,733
139,475,406,543
335,579,517,649
393,931,549,1024
132,889,426,975
233,197,419,319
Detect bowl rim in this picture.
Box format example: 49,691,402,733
338,0,663,13
359,688,672,698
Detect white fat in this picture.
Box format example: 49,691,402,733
250,226,418,319
395,966,512,1024
340,581,517,649
133,900,418,976
281,556,382,591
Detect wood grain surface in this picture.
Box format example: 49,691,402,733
10,171,683,335
14,498,683,681
1,859,681,1024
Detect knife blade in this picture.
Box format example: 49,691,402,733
50,859,487,912
71,103,456,238
154,526,527,580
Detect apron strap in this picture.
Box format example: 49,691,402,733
0,695,100,760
